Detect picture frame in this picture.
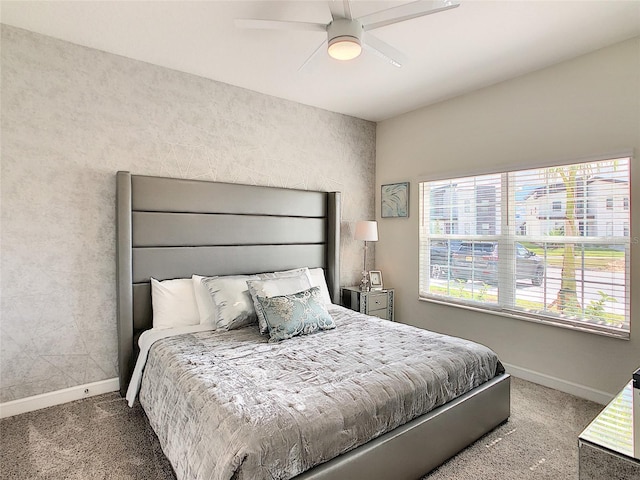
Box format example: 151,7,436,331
381,182,409,218
369,270,383,290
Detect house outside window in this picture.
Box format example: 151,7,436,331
606,197,614,209
419,156,631,338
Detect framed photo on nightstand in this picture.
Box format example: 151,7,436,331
369,270,383,290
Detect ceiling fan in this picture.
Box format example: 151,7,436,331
235,0,460,70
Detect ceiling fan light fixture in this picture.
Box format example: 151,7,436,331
328,36,362,61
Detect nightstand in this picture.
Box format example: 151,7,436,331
341,286,394,321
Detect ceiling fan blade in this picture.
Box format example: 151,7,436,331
328,0,353,21
364,33,406,68
235,19,327,32
298,40,328,72
359,0,460,31
343,0,354,20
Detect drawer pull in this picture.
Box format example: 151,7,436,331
368,294,387,310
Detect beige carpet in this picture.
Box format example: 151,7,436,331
0,377,602,479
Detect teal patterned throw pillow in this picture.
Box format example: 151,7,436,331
258,286,336,342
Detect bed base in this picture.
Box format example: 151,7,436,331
296,373,510,480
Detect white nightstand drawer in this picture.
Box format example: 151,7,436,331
368,307,389,320
367,294,388,311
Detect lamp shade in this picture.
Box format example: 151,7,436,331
354,221,378,242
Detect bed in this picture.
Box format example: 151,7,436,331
116,171,510,480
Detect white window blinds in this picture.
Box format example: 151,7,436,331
419,157,631,337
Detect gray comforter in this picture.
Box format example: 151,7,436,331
139,305,503,480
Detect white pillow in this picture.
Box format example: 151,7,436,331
150,277,200,329
308,268,333,305
202,275,260,331
260,267,311,281
247,273,313,334
192,275,218,326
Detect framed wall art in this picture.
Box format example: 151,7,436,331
381,182,409,218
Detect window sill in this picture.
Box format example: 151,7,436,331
418,295,630,340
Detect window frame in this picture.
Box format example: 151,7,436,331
418,154,632,340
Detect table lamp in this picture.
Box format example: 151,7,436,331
354,220,378,291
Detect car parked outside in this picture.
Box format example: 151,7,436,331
451,242,544,286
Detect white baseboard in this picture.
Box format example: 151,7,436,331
503,362,613,405
0,378,120,419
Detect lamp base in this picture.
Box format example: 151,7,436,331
360,271,369,292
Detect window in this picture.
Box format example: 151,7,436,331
419,156,631,338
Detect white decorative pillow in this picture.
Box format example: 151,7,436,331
202,275,260,331
308,268,333,305
150,277,200,329
247,272,313,334
260,267,311,281
192,275,218,326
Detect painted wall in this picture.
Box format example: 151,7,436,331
0,26,376,402
376,37,640,399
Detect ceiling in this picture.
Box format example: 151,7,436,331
2,1,639,122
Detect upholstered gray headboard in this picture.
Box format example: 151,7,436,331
116,171,341,395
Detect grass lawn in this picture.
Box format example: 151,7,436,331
427,283,625,328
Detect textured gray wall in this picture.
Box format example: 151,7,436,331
0,25,376,402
